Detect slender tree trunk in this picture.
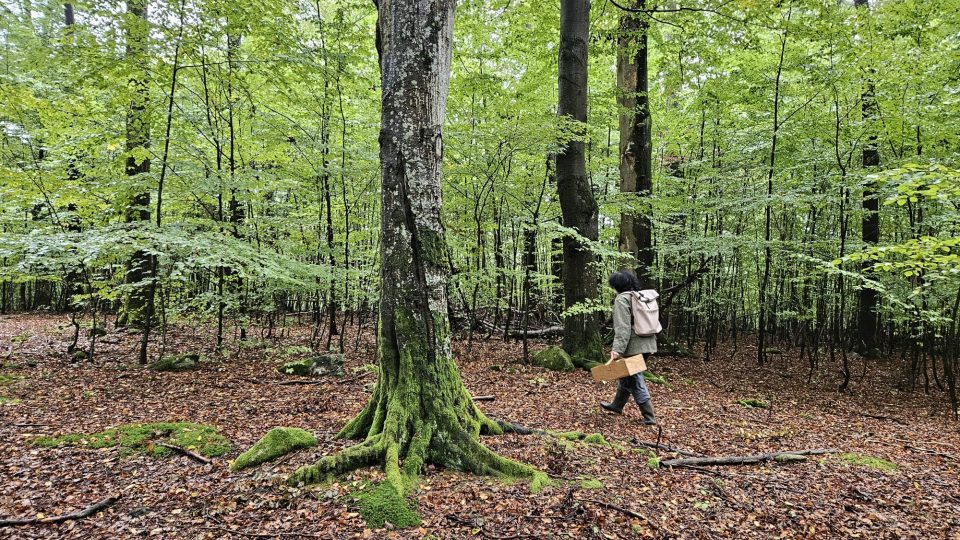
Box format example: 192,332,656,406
557,0,602,367
757,8,790,365
855,0,880,354
617,0,654,288
290,0,543,496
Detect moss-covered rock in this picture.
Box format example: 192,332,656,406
354,482,421,529
230,427,318,471
150,353,204,372
278,354,345,377
279,358,313,376
532,346,574,372
33,422,231,457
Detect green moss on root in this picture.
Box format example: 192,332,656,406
288,307,548,497
33,422,231,457
354,482,421,529
231,427,317,471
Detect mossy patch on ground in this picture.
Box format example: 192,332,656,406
556,431,610,447
643,372,672,388
735,397,769,409
33,422,231,457
353,482,421,529
0,374,24,384
231,427,317,471
839,452,898,472
150,353,205,372
579,477,603,489
0,396,21,405
532,346,574,372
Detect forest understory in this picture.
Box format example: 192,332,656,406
1,314,958,540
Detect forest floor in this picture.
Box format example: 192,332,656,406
1,314,959,540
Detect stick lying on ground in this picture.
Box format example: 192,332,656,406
158,442,211,464
0,495,120,527
661,449,840,467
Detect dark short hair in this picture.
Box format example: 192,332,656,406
608,271,640,293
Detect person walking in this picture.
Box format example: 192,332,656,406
600,271,657,424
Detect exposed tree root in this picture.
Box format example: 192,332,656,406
289,391,547,495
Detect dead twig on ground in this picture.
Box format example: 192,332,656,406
0,495,120,527
576,498,662,532
157,442,211,464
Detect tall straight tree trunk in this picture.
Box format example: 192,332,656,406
557,0,602,367
120,0,152,329
855,0,880,354
758,7,790,365
290,0,544,496
617,0,654,288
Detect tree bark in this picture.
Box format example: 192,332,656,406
855,0,880,354
289,0,544,495
617,0,655,288
119,0,152,330
557,0,602,367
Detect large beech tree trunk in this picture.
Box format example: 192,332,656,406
119,0,152,330
290,0,544,495
617,0,655,289
557,0,602,366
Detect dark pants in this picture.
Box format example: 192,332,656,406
610,373,651,410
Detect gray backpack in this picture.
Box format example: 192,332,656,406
624,290,662,337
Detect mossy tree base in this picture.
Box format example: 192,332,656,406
288,318,549,494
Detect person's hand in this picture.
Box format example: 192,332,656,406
609,351,621,362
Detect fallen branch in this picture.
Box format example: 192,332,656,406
576,498,662,532
479,321,563,339
632,438,702,457
157,442,211,464
859,413,906,425
867,439,957,461
0,495,120,527
491,418,546,436
472,395,495,402
276,380,323,386
661,448,840,468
